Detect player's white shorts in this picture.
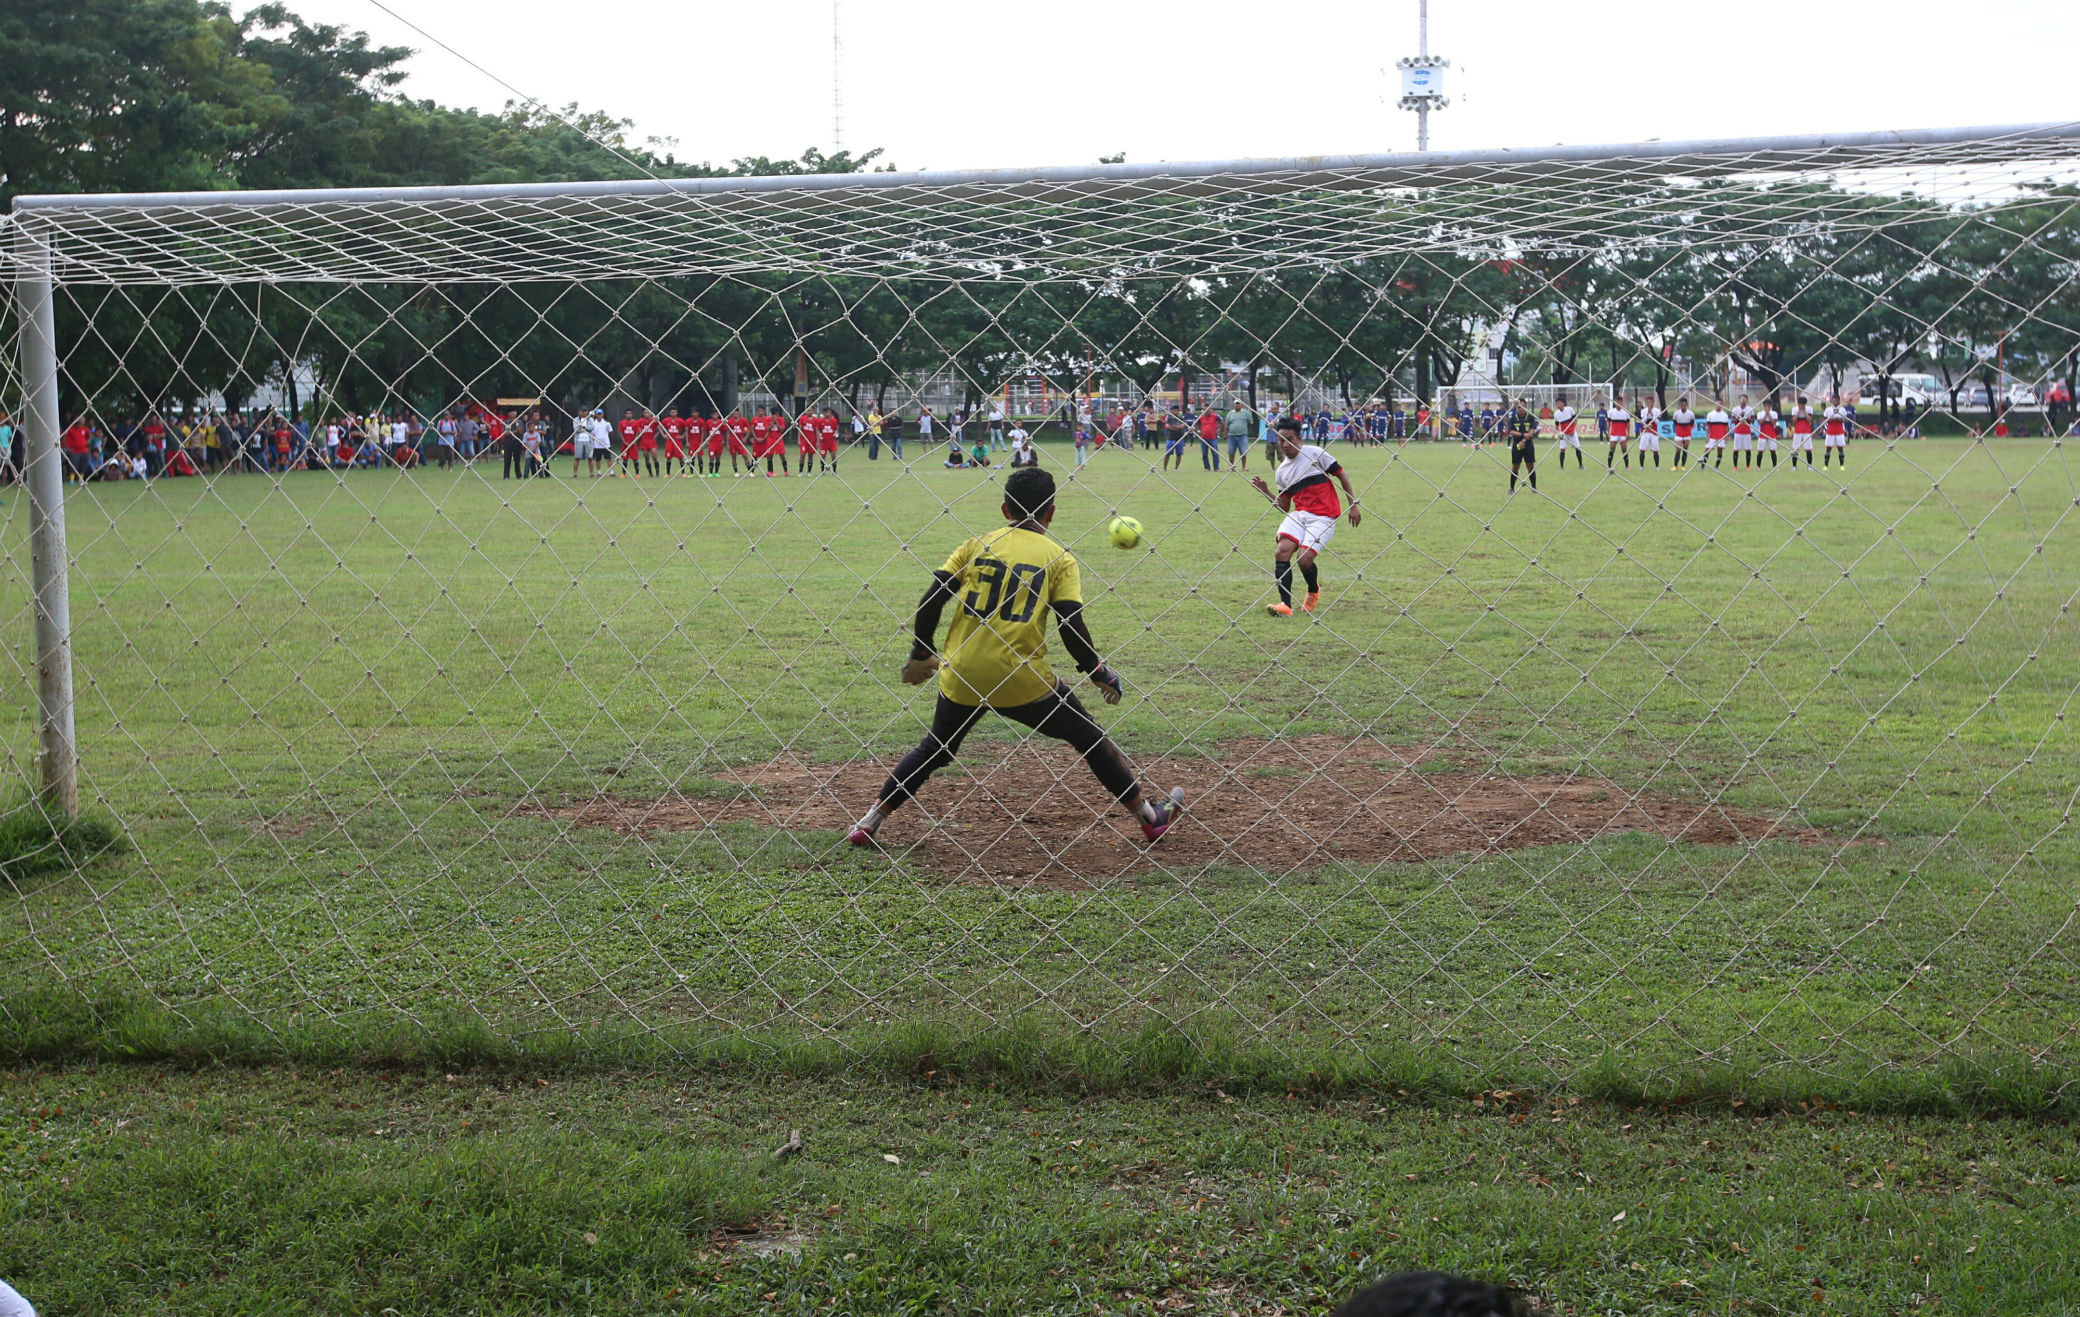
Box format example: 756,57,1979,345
1824,433,1847,447
1276,509,1339,555
1639,432,1661,451
1760,436,1779,450
1732,433,1753,450
572,437,593,459
1555,430,1580,448
1706,438,1725,449
1791,433,1814,450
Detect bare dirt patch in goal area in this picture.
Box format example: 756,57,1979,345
526,735,1836,886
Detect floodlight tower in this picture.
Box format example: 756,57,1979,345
1396,0,1449,151
832,0,846,153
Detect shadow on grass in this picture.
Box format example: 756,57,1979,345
2,988,2070,1121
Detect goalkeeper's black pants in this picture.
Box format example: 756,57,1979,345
878,682,1137,809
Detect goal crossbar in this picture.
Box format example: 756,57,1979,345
13,121,2080,216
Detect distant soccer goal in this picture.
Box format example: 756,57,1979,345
1434,382,1620,432
4,124,2078,1094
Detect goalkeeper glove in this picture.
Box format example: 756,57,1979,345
901,655,940,685
1089,664,1124,705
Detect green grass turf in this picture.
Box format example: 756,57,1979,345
1,435,2074,1098
6,1063,2079,1315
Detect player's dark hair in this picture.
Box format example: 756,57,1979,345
1273,415,1303,435
1003,467,1056,520
1330,1272,1535,1317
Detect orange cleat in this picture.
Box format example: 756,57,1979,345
1302,591,1320,613
1266,602,1293,617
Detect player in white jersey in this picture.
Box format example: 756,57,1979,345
1755,401,1781,467
1551,403,1582,468
1702,404,1731,467
1822,399,1851,467
1636,398,1663,466
1729,396,1755,469
1250,416,1362,617
1602,398,1631,468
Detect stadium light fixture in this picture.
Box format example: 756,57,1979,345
1396,0,1450,151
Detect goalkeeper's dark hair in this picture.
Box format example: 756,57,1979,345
1273,415,1303,435
1003,467,1056,520
1330,1272,1536,1317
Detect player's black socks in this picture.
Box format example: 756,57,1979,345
1607,451,1614,468
1275,559,1294,606
1300,560,1319,594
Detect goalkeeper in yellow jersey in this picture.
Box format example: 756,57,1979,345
848,467,1185,846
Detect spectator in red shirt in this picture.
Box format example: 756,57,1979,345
1196,406,1223,471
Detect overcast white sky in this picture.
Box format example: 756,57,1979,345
259,0,2079,171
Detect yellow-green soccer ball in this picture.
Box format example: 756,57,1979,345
1108,516,1144,550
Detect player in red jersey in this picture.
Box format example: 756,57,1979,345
725,408,752,475
616,409,643,478
818,408,842,472
757,407,786,480
639,410,662,476
658,408,689,476
701,411,725,476
793,408,816,472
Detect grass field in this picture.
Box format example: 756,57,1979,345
3,434,2074,1088
1,434,2076,1312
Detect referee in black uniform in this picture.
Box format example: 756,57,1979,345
1507,399,1538,493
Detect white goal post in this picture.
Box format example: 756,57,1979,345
6,122,2079,1086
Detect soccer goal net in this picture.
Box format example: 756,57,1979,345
3,125,2076,1094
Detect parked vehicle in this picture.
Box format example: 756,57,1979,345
1855,373,1942,407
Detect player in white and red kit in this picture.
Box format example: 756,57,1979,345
1822,398,1850,468
1756,400,1780,468
1729,396,1755,469
1670,399,1696,468
1790,398,1815,467
1604,397,1631,469
1552,402,1582,468
1249,416,1362,617
1703,404,1730,467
